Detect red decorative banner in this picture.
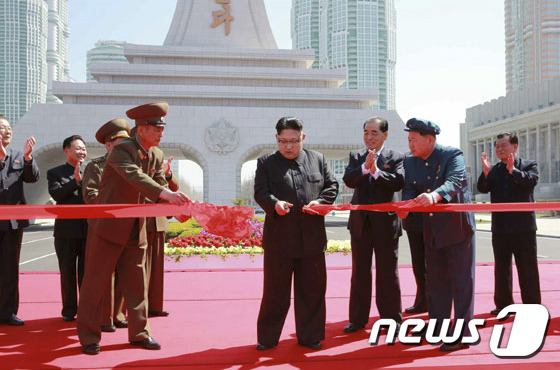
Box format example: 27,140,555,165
0,202,255,239
303,200,560,216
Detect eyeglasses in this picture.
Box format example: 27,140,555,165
277,138,301,145
0,126,12,132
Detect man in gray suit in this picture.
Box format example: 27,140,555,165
254,116,338,351
0,115,40,326
400,118,475,352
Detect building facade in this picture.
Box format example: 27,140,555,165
86,41,127,82
291,0,396,110
0,0,48,124
506,0,560,93
461,77,560,199
13,0,407,206
47,0,70,102
0,0,68,123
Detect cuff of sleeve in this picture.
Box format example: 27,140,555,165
371,168,380,180
361,163,370,175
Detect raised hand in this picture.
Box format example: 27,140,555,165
23,137,36,161
0,133,6,160
364,149,377,172
506,153,515,174
275,200,293,216
481,152,491,178
163,156,173,176
74,160,84,183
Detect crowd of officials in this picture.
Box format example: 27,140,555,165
0,108,542,354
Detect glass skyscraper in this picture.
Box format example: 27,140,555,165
0,0,68,123
292,0,396,110
506,0,560,93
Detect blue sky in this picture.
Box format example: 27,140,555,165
67,0,505,185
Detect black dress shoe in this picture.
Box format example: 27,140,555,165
62,316,75,322
405,305,428,314
130,337,161,350
82,343,100,355
148,310,169,317
256,343,274,350
114,320,128,328
440,343,469,352
490,308,503,316
0,314,24,326
299,342,323,350
101,324,116,332
343,322,364,333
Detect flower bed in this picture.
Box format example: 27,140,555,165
165,217,352,259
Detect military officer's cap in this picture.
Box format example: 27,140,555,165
126,102,168,127
404,118,441,136
95,118,131,144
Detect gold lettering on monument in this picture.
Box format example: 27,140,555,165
211,0,234,36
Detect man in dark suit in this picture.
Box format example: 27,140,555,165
0,115,40,326
254,116,338,351
47,135,88,322
477,132,541,315
77,102,190,355
399,118,475,352
82,118,131,332
342,117,404,334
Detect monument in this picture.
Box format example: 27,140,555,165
14,0,406,205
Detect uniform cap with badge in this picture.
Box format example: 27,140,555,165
126,102,169,127
404,118,441,136
95,118,131,144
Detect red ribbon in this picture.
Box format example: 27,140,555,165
303,200,560,216
0,202,255,239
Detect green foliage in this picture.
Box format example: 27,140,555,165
232,197,248,206
165,218,202,241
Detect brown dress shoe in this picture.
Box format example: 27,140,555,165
343,322,365,333
148,310,169,317
299,341,323,350
82,343,100,355
100,325,116,332
114,320,128,328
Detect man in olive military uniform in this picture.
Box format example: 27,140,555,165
82,118,131,332
77,102,190,355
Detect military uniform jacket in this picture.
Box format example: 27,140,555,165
47,163,88,239
87,137,166,246
0,147,40,230
82,154,107,205
476,157,538,234
254,149,339,258
403,144,475,249
343,147,404,240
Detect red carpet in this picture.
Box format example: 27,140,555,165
1,255,559,369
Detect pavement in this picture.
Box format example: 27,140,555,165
329,210,560,238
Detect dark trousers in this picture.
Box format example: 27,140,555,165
349,227,402,325
425,234,475,337
54,237,86,318
0,229,23,319
406,230,427,308
146,231,165,312
492,231,541,308
257,251,326,347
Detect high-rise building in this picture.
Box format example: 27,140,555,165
47,0,70,103
505,0,560,93
86,41,127,82
0,0,49,124
291,0,396,110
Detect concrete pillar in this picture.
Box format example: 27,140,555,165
206,159,241,206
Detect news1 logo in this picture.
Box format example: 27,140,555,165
368,304,550,358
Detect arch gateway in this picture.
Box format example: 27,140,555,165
13,0,406,205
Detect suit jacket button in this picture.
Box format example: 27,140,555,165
429,213,433,217
425,162,429,166
427,176,431,180
427,189,431,193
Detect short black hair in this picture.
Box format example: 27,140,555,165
276,116,303,134
363,117,388,133
63,135,84,150
495,132,518,146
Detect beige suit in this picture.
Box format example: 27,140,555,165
77,137,166,346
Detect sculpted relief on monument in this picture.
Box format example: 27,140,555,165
205,119,240,155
